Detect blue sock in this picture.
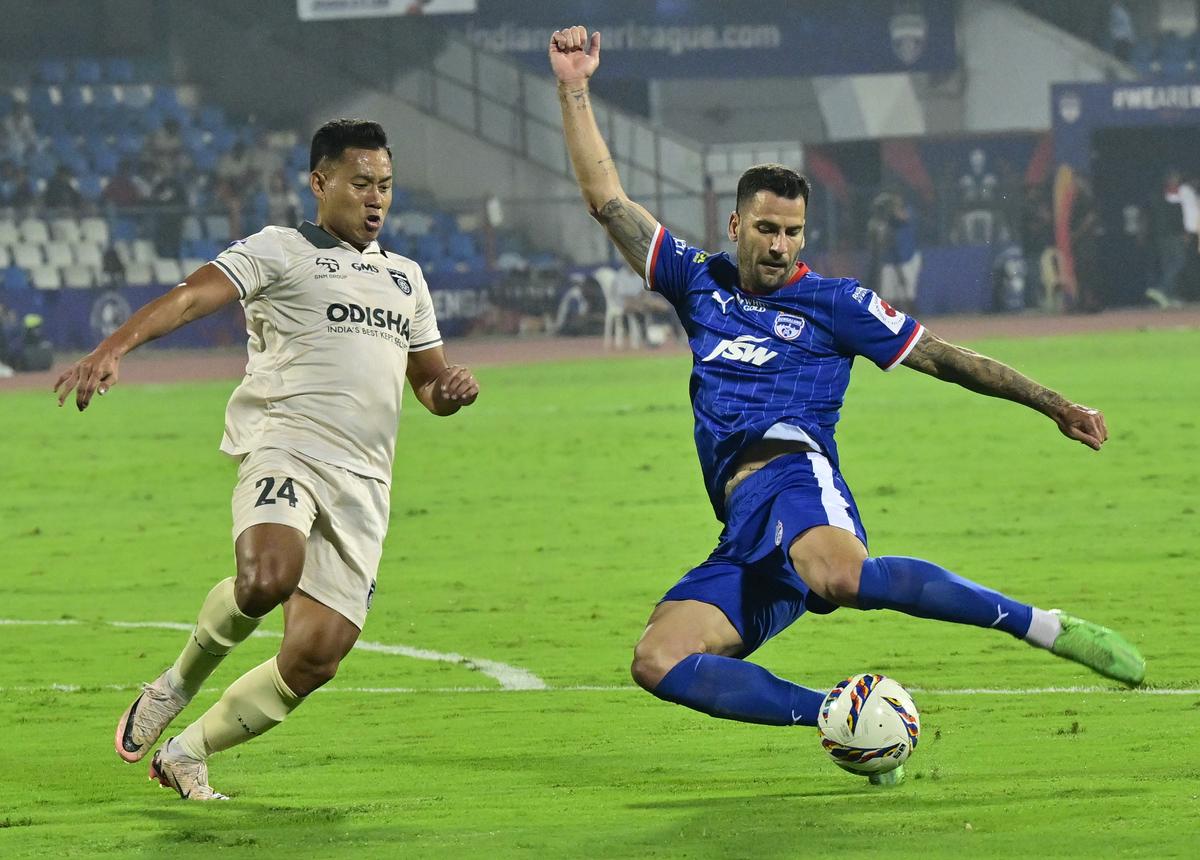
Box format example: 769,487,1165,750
857,556,1033,638
653,653,825,726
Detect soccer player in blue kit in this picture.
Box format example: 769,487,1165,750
549,26,1145,733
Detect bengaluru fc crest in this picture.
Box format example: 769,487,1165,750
773,312,806,341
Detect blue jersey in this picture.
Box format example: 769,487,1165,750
645,224,924,521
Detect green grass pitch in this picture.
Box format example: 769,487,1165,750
2,328,1198,858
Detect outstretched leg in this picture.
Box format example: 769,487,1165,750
632,599,826,726
789,525,1145,685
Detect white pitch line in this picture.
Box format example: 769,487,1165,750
1,618,545,691
0,683,1197,696
2,619,1194,697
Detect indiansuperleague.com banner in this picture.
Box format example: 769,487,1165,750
297,0,476,21
459,0,956,78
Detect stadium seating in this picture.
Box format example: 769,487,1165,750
0,54,548,298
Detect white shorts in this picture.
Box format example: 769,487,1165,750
231,447,390,629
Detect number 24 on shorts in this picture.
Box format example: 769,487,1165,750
254,476,299,508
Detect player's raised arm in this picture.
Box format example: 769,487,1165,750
550,26,658,276
901,331,1108,450
53,263,239,411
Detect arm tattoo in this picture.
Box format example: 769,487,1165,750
903,333,1069,415
596,197,656,269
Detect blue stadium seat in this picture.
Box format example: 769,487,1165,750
27,86,59,119
115,131,142,156
90,146,120,177
28,150,58,181
77,173,105,202
74,59,103,84
191,147,219,173
3,266,32,291
62,85,89,111
103,58,135,83
197,105,225,131
91,84,120,111
36,59,69,85
122,84,152,110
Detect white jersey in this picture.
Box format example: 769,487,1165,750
212,221,442,483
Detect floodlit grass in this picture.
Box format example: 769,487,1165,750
2,329,1197,858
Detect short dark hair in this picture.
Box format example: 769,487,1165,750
309,118,391,172
735,163,810,212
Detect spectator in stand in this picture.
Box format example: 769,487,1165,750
215,141,254,240
1069,175,1104,313
1108,2,1135,63
864,192,894,296
1021,183,1060,309
43,165,83,211
879,193,922,315
149,165,187,257
103,158,150,208
0,162,38,210
102,245,127,287
147,118,186,173
1,101,39,162
1162,169,1200,302
265,169,301,227
954,147,999,245
0,303,19,377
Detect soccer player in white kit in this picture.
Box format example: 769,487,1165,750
54,119,480,800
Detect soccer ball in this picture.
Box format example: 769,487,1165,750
817,673,920,776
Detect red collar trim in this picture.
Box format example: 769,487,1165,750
787,262,810,284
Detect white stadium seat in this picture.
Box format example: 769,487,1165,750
204,214,231,242
13,245,44,269
182,216,204,242
75,242,104,269
0,246,9,268
44,244,74,269
125,262,153,287
152,258,183,285
79,216,110,247
19,217,51,245
112,239,134,267
61,266,94,289
131,238,157,264
0,220,19,245
30,265,63,290
50,218,83,244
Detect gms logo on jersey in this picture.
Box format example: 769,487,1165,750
701,335,778,366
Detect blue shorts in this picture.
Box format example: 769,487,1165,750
660,452,868,657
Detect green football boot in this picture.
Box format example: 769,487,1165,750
1049,610,1146,685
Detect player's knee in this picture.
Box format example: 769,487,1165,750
282,655,339,697
630,639,697,692
792,555,861,608
235,551,301,614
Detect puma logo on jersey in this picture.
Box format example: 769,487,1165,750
711,291,735,313
701,335,778,366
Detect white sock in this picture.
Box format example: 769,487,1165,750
1024,608,1062,649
